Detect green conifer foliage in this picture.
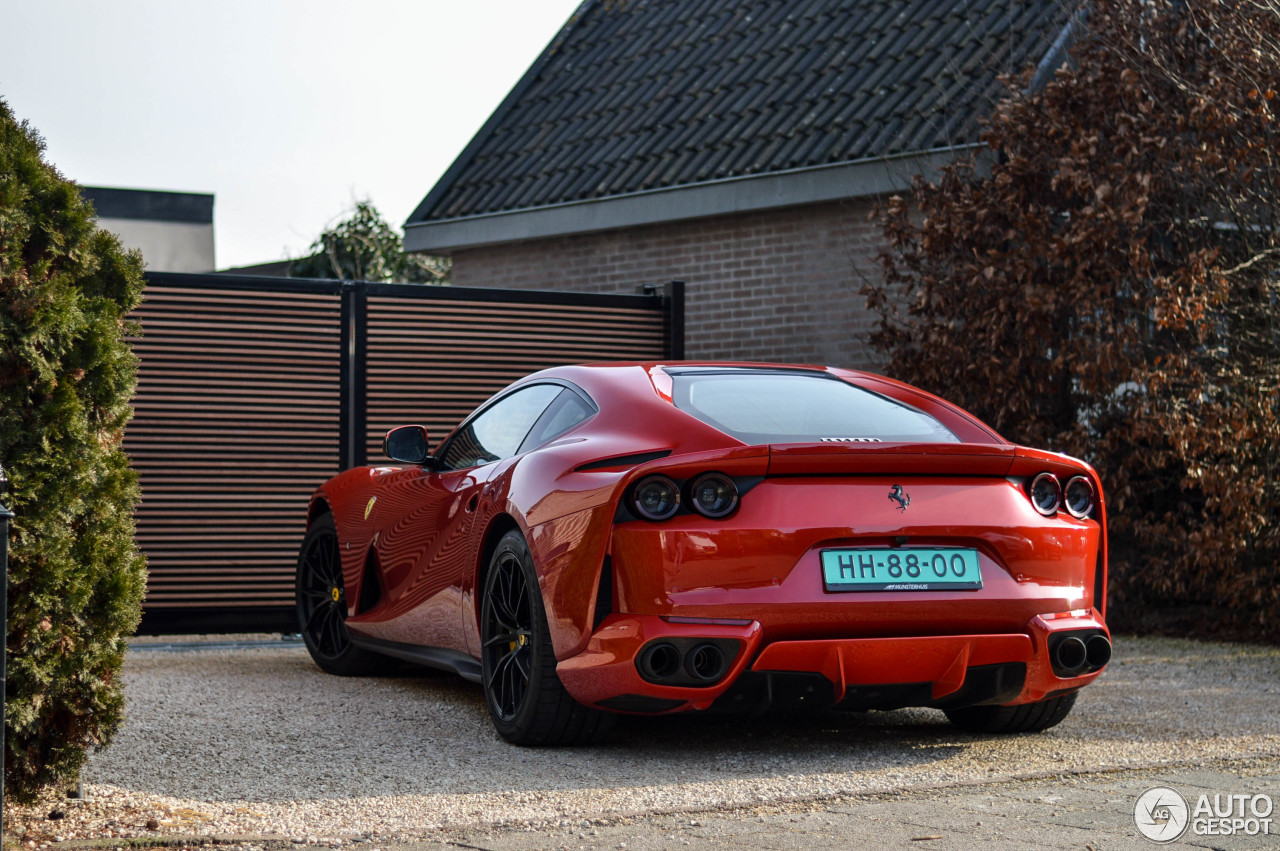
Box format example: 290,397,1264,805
0,99,147,801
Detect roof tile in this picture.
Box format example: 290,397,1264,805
410,0,1071,222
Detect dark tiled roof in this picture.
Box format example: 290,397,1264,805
411,0,1071,223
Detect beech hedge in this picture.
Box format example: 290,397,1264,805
866,0,1280,640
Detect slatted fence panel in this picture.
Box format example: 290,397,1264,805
127,280,342,625
363,292,671,462
128,275,677,633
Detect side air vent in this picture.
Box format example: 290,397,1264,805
359,551,382,613
592,557,613,630
575,450,673,472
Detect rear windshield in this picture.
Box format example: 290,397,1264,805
669,370,959,445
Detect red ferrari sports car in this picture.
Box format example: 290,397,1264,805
297,363,1110,745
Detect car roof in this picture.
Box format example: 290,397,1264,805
507,362,1005,446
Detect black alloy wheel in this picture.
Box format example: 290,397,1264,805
482,542,534,721
295,512,389,676
480,530,613,745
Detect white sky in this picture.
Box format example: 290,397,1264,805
0,0,585,269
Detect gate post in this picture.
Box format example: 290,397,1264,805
665,280,685,359
338,281,368,470
645,280,685,359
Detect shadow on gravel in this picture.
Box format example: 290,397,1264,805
611,703,961,752
84,636,1280,803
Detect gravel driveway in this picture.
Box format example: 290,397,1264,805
10,635,1280,845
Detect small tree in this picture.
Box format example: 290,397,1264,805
0,99,148,799
866,0,1280,638
289,200,449,283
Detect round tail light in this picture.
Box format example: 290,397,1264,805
1029,472,1061,516
1064,476,1095,519
688,473,738,518
630,475,680,521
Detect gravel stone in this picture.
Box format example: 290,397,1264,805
4,635,1279,846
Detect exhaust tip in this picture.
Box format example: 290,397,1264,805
1086,634,1112,668
1054,635,1088,672
637,642,681,680
685,643,727,682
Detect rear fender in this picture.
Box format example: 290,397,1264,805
524,445,769,663
1011,447,1107,614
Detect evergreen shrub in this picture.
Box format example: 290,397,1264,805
0,98,147,800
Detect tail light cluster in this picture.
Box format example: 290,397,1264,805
1028,472,1095,519
629,472,739,521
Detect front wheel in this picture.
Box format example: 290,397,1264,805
480,530,612,745
296,512,391,676
944,691,1078,733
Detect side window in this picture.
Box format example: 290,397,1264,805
518,389,596,453
438,384,561,470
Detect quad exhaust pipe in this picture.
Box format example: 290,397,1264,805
1054,636,1088,671
1051,632,1112,675
637,642,683,680
685,643,728,681
637,639,732,686
1086,634,1113,668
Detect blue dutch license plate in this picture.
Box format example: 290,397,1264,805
820,547,983,591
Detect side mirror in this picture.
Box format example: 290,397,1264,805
383,425,431,465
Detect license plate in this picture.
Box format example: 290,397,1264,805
821,547,982,592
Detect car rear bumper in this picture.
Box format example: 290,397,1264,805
556,610,1109,714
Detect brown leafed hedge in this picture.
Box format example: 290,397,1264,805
865,0,1280,640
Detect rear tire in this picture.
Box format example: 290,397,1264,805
480,530,613,745
944,691,1077,733
296,512,392,676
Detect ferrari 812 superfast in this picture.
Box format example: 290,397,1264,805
297,363,1110,744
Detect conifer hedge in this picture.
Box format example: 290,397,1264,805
0,99,147,801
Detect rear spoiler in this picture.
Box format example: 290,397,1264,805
765,442,1017,477
610,442,1089,495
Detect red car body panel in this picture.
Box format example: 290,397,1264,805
308,362,1109,716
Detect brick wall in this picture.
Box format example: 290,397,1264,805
448,198,889,370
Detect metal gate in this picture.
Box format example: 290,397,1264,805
129,272,682,633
